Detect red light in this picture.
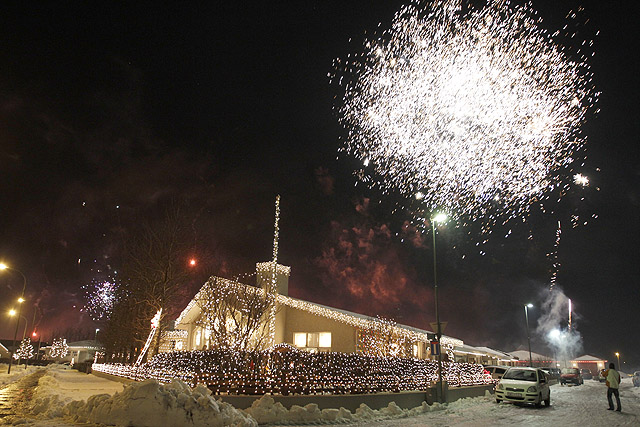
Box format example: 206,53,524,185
189,259,196,267
32,331,37,337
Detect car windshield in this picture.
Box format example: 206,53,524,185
561,368,579,374
503,369,538,382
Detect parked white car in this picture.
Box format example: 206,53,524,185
495,367,551,407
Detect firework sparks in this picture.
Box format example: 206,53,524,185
82,279,119,321
332,0,597,225
573,173,589,186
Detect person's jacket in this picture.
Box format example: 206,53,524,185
604,368,621,389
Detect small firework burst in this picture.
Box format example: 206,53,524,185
83,279,119,321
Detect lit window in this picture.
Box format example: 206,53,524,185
195,330,201,346
294,333,306,347
307,333,319,348
176,341,183,350
413,343,419,357
319,332,332,348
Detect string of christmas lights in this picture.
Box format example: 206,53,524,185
50,338,69,359
15,338,34,360
93,348,492,395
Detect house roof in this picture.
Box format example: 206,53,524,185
573,354,607,362
176,276,464,347
508,349,553,361
474,346,518,360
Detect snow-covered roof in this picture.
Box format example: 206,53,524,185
42,340,102,350
474,346,518,360
0,342,9,357
573,354,606,362
508,349,552,361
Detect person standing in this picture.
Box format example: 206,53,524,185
604,362,622,411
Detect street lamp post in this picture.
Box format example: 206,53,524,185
95,328,100,342
1,263,27,374
524,303,533,367
431,213,447,402
615,352,620,370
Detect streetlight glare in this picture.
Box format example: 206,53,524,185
432,213,448,223
526,303,533,308
9,309,16,316
18,297,25,303
0,263,7,270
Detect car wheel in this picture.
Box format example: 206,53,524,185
496,398,502,403
535,395,542,408
544,395,550,407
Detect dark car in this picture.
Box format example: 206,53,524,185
540,367,561,380
580,369,593,380
560,367,584,385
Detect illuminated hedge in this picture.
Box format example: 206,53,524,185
93,348,492,395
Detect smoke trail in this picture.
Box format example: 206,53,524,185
535,287,583,365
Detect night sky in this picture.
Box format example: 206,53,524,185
1,1,638,369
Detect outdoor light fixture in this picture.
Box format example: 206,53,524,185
431,212,448,402
1,263,28,374
524,303,534,366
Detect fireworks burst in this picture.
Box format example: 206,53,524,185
332,0,597,226
82,279,119,321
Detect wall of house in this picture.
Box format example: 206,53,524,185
282,306,357,352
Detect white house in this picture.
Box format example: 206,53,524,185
44,340,101,364
168,260,485,361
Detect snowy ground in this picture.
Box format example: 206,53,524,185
1,365,638,426
0,364,42,387
359,378,640,426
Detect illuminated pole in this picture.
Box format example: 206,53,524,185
95,328,100,342
615,352,620,369
1,263,27,374
524,303,533,367
431,213,447,402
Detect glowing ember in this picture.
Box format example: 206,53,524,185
332,0,597,225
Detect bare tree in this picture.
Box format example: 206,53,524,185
117,204,192,359
193,277,274,351
357,317,412,358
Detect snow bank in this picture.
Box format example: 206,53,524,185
28,366,256,427
244,394,453,425
64,379,256,427
0,363,41,386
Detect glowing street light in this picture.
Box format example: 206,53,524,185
615,352,620,369
431,212,447,402
524,303,534,367
1,263,27,374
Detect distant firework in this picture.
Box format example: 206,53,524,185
82,279,118,321
332,0,597,226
